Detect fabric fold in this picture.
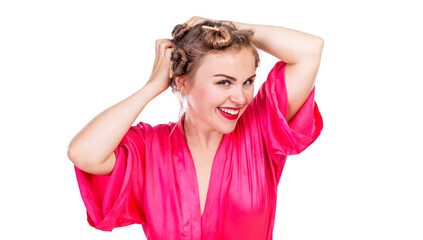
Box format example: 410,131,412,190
74,125,148,231
253,60,323,157
72,60,324,238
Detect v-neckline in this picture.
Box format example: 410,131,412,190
178,113,228,221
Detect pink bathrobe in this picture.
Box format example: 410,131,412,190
75,61,323,239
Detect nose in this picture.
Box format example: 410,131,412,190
229,86,247,106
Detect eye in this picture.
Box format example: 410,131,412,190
217,80,231,86
243,79,254,85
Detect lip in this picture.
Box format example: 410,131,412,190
218,107,241,120
219,107,241,110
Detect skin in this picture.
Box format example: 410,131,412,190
68,16,323,216
186,16,324,123
176,47,257,216
176,47,256,149
67,16,323,178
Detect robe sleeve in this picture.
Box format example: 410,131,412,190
74,123,147,231
252,61,323,158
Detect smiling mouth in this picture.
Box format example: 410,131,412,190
217,107,241,120
217,107,240,115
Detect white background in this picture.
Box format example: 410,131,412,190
1,0,422,239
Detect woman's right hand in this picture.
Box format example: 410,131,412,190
146,39,175,94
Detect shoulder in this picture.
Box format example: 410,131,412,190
131,120,179,138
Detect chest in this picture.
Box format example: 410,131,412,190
141,124,278,239
190,149,217,217
187,143,272,223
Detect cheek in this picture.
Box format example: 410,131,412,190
189,86,222,111
196,87,225,105
245,88,254,103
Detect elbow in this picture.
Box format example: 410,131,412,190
67,144,92,171
307,37,324,60
67,144,112,175
67,144,83,169
316,37,324,54
67,144,76,164
318,37,324,49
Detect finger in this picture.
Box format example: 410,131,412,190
156,39,174,50
155,39,172,49
158,40,174,57
154,40,162,66
161,39,175,49
164,47,173,61
155,39,173,60
185,16,196,26
186,16,206,27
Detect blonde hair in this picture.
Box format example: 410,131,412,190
168,20,260,138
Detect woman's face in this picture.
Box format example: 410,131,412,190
184,47,257,134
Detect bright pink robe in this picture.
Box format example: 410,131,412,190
74,61,323,239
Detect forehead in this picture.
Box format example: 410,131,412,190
194,48,256,79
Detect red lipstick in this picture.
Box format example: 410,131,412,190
218,107,240,120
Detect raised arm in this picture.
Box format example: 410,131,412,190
233,21,324,123
237,22,323,122
185,16,323,123
67,39,174,175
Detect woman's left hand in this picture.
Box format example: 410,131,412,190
184,16,208,27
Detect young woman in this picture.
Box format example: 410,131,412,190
68,16,324,239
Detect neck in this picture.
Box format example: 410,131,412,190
182,111,223,150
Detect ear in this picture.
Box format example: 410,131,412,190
175,76,190,95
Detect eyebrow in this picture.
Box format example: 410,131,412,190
212,74,256,81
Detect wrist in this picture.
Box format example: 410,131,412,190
231,21,255,31
143,81,166,98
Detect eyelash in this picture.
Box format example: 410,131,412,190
244,79,254,85
217,79,254,86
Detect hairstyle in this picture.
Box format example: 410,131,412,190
169,20,260,95
168,20,260,136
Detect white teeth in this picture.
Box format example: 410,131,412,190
218,107,239,115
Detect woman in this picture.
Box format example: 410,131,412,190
68,16,324,239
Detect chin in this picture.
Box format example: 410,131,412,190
215,111,244,134
220,129,235,134
218,122,238,134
